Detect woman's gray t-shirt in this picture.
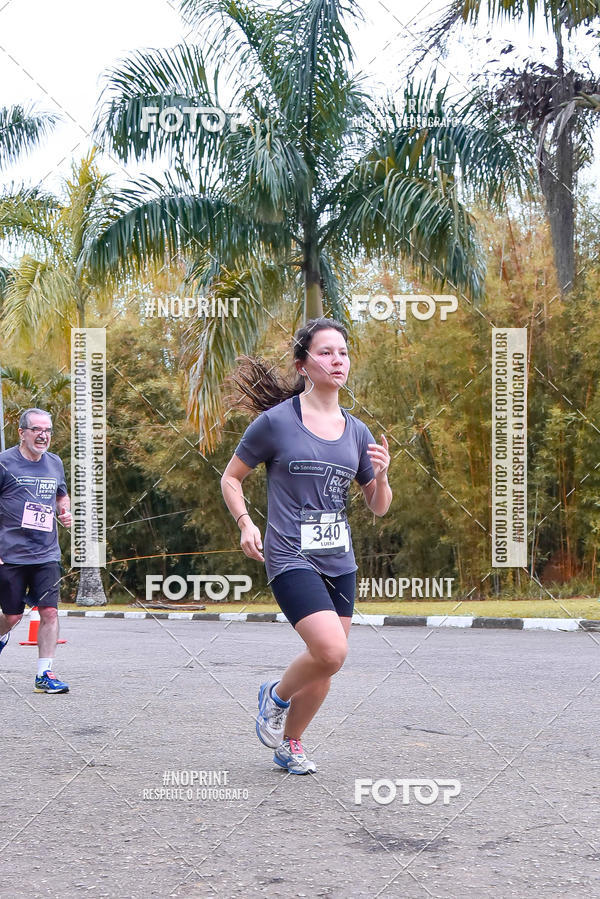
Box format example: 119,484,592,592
235,397,375,582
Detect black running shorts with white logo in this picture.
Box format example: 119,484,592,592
0,562,61,615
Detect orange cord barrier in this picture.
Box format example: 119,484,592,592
106,548,244,565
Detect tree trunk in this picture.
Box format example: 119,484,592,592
538,28,575,296
76,566,107,606
539,127,575,296
302,219,323,321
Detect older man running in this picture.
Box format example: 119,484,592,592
0,408,71,693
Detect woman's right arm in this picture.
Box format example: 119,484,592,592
220,455,264,562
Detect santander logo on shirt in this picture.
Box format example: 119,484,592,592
288,461,354,500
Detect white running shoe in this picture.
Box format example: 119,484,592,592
273,738,317,775
256,680,289,748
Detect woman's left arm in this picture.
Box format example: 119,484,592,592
361,434,392,516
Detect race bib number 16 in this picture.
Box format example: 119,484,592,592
300,509,349,556
21,501,54,532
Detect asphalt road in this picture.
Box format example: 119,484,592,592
1,618,599,899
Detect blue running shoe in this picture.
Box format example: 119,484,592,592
34,670,69,694
274,738,317,775
0,632,9,656
256,680,289,748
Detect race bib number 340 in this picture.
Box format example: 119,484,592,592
300,510,349,556
21,501,54,532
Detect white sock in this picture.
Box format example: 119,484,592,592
37,658,52,677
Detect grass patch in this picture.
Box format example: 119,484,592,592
63,597,600,618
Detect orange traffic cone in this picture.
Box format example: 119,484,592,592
19,607,66,646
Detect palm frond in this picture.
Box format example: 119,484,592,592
223,117,311,217
0,365,39,392
86,173,296,279
0,265,11,302
0,187,63,257
85,185,234,275
328,163,485,296
62,149,113,261
95,44,221,169
460,0,600,31
281,0,359,114
1,256,77,343
181,259,294,450
0,105,58,170
179,0,285,97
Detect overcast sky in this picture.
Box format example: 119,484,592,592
0,0,598,194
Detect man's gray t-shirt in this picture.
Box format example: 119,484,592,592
235,398,376,582
0,445,67,564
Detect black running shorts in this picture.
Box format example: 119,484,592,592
0,562,61,615
270,567,356,628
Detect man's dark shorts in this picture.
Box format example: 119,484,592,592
0,562,61,615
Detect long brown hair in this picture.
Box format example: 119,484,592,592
229,318,348,416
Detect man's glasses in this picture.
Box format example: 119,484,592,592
23,427,53,435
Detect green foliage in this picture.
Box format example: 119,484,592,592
91,0,530,445
90,191,600,599
99,314,271,597
0,152,131,349
5,191,600,599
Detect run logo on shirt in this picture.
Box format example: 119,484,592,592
14,476,58,501
289,461,354,501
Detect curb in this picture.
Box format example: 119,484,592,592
55,609,600,633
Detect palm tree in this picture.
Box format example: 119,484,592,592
0,150,127,606
0,103,57,451
422,0,600,294
90,0,529,448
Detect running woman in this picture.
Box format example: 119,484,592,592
0,408,71,693
221,318,392,774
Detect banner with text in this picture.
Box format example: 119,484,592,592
492,328,527,567
71,328,106,567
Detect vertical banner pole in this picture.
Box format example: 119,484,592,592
70,329,106,568
492,328,528,568
0,362,5,453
